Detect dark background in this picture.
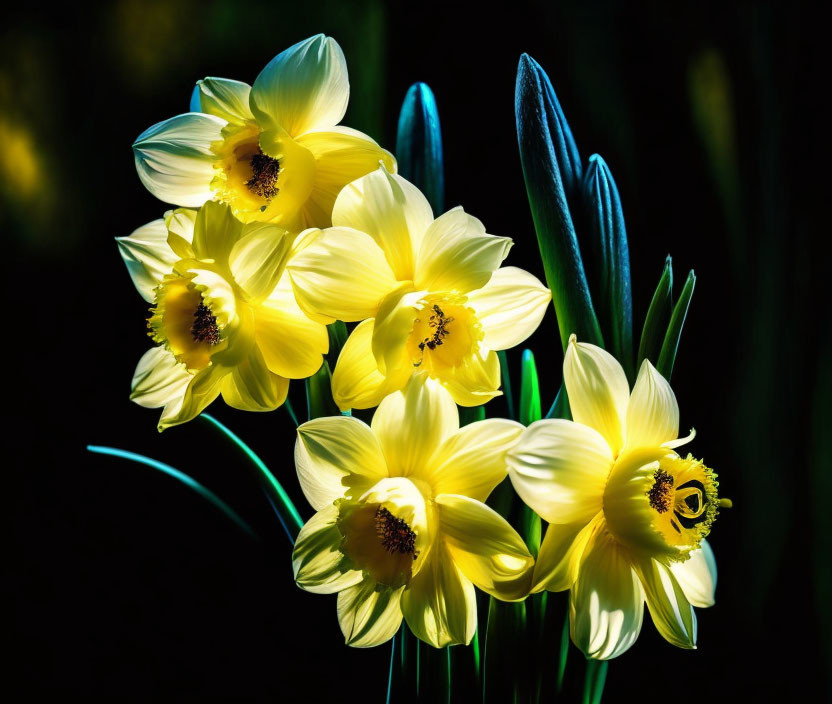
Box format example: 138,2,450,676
3,1,827,700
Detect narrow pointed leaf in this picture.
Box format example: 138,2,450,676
200,413,303,541
86,445,256,538
519,349,542,426
516,54,603,350
497,350,515,421
637,255,674,368
326,320,348,368
483,597,529,703
657,269,696,380
305,360,342,420
459,405,486,426
583,154,634,380
396,82,444,214
583,659,608,704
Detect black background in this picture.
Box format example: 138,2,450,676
3,1,827,701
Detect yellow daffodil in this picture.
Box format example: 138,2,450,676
117,201,328,430
133,35,395,230
286,167,551,409
506,336,728,659
291,375,534,648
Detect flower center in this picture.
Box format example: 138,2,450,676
190,303,221,345
245,150,280,201
407,296,482,373
647,469,674,513
375,506,418,559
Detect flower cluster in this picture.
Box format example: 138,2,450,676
118,34,724,662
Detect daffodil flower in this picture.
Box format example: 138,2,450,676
286,167,551,409
133,35,395,229
291,375,534,648
506,336,728,659
117,201,328,430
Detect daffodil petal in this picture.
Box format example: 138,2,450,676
194,77,253,124
295,415,389,511
570,535,645,660
165,207,198,259
466,266,551,350
298,130,398,231
337,580,404,648
668,539,716,608
293,504,363,594
116,219,178,302
190,201,244,268
532,515,600,593
440,350,502,407
288,227,399,321
130,346,192,408
133,112,225,207
507,419,612,524
250,35,349,137
625,359,680,450
563,336,630,455
426,419,523,502
400,541,477,647
331,319,409,411
372,375,459,477
158,363,226,431
436,494,534,601
371,287,423,377
632,554,697,649
414,207,512,293
229,223,292,302
220,346,289,412
256,276,328,379
331,167,432,281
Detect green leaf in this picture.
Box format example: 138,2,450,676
582,659,608,704
545,382,571,420
396,82,444,214
200,413,303,542
326,320,348,368
497,350,515,421
459,404,486,426
483,596,529,703
519,349,542,426
657,269,696,380
305,360,342,420
86,444,256,538
637,255,674,369
515,53,603,351
583,154,634,380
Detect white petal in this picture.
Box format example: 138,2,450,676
466,266,551,350
625,359,680,450
295,415,389,511
116,219,178,302
130,346,191,408
133,112,225,207
669,540,716,608
194,77,253,123
507,419,612,525
250,35,349,137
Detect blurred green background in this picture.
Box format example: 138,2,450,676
3,1,826,700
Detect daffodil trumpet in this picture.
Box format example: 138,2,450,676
507,336,729,659
291,375,534,648
117,201,329,430
287,166,552,410
133,35,395,230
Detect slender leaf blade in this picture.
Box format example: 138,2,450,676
396,82,444,214
657,269,696,380
637,255,674,369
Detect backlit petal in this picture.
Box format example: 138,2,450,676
668,539,716,608
220,346,289,412
532,518,598,593
228,222,292,302
191,201,244,267
130,346,191,408
337,580,404,648
116,219,178,302
194,77,253,124
625,359,680,450
293,504,362,594
440,349,502,407
632,554,697,649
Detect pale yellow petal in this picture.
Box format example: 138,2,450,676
425,419,524,502
133,112,225,207
632,554,697,649
330,166,432,280
400,541,477,647
532,517,599,593
195,77,253,124
228,223,292,302
439,349,502,407
165,207,198,259
436,494,534,601
625,359,680,450
158,363,226,431
255,275,328,380
371,375,459,477
191,201,244,267
288,227,398,321
337,580,404,648
298,130,397,230
563,336,630,455
370,287,423,377
293,504,363,594
219,346,289,412
414,207,512,293
130,346,191,408
570,534,645,660
116,218,178,302
466,266,551,350
668,539,716,609
250,35,349,137
295,415,389,511
507,419,612,525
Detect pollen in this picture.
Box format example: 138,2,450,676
191,303,221,345
375,507,418,559
647,469,675,513
417,304,454,355
245,150,280,201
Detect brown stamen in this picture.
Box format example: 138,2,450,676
191,303,221,345
375,507,418,559
245,150,280,201
418,304,455,353
647,469,674,513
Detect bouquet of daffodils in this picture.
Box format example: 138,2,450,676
100,34,730,702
